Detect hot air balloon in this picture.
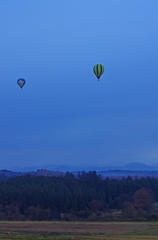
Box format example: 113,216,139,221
93,64,104,81
17,78,26,89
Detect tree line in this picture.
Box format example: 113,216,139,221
0,171,158,221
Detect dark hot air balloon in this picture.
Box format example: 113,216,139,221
17,78,26,89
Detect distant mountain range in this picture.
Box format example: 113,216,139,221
3,162,158,172
118,162,153,171
0,162,158,181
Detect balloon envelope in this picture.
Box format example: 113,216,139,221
17,78,26,88
93,64,104,80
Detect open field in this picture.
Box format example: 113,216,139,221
0,221,158,239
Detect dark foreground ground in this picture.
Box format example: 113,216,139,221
0,221,158,239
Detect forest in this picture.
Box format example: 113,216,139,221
0,171,158,221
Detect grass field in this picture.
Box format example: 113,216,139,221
0,221,158,239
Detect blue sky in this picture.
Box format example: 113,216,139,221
0,0,158,169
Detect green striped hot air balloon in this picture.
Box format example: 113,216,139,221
93,64,104,81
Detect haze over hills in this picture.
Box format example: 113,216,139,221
121,162,152,170
1,162,158,172
0,162,158,181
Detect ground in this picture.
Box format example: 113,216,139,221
0,221,158,239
